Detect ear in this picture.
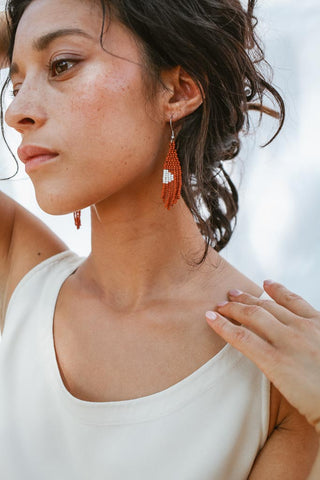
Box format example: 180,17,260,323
160,66,204,122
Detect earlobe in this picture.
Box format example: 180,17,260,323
162,66,204,122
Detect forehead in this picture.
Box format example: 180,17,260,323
11,0,142,68
14,0,102,45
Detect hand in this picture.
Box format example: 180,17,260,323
205,280,320,434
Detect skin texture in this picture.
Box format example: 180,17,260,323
1,0,319,477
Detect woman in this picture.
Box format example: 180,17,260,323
0,0,319,478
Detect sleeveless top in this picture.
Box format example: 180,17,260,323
0,250,270,480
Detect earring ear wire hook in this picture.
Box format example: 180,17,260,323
170,116,175,141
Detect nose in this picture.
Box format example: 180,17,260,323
5,82,47,134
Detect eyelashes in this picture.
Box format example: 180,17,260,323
10,88,19,98
46,58,79,78
10,56,82,97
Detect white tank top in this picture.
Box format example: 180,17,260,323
0,251,270,480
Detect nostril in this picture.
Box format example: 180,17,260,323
19,117,35,125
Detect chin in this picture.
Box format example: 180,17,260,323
35,193,77,216
39,204,74,216
34,182,91,215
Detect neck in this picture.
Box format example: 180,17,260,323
79,197,221,313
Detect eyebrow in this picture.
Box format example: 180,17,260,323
10,28,94,79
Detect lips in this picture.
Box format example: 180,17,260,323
17,145,59,164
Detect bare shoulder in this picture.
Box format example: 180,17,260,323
208,252,264,300
0,192,68,332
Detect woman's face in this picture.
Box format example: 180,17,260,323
6,0,168,214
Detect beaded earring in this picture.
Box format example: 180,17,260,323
161,116,182,210
73,210,81,230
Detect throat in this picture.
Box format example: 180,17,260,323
74,246,220,314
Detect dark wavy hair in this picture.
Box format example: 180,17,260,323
1,0,285,263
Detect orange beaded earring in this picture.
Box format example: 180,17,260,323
161,116,182,210
73,210,81,230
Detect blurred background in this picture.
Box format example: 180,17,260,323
0,0,319,308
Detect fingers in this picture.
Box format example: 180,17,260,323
213,300,288,345
205,310,276,376
227,289,297,326
262,280,317,319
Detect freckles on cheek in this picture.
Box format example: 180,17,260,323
68,87,118,133
72,66,142,115
64,66,147,150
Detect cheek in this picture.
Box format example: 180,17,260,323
64,68,162,169
69,66,146,135
36,65,164,213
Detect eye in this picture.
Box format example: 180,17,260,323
10,82,21,98
49,59,76,78
11,88,19,98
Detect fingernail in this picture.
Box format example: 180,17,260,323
229,289,243,297
217,301,228,307
264,279,274,285
206,311,217,321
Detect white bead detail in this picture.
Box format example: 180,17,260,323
162,169,174,184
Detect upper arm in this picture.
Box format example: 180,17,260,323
249,394,319,479
0,191,68,332
0,191,17,292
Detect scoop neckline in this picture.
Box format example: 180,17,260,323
41,250,266,425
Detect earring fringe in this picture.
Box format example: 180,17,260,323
161,138,182,210
73,210,81,229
